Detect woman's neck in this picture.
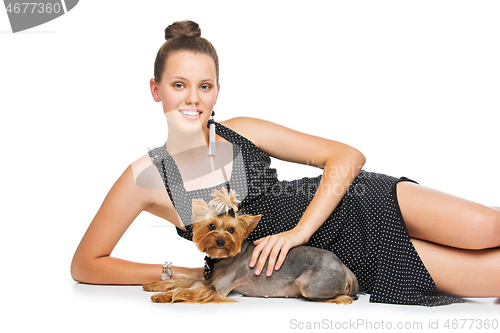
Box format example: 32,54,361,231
165,123,211,156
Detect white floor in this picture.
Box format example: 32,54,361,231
68,284,500,333
6,219,498,333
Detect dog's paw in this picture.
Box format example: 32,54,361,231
151,292,173,303
142,282,157,291
143,281,168,292
323,295,353,305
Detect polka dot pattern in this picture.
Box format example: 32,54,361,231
148,122,464,306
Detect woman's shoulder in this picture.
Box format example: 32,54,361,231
87,159,161,231
220,115,269,128
219,116,256,133
129,152,180,222
219,116,278,150
130,152,172,193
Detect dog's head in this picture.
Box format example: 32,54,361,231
191,188,261,258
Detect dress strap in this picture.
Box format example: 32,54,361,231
208,121,272,166
207,121,256,149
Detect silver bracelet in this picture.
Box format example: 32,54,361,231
162,261,173,280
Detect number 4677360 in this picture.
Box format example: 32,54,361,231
6,2,62,14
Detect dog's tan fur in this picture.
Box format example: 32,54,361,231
143,274,235,303
143,188,358,304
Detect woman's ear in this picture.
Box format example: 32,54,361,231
150,78,161,102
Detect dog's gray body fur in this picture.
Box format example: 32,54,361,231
211,241,359,300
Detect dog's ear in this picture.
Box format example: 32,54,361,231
238,214,262,237
192,199,211,223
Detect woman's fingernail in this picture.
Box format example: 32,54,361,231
275,265,280,270
249,261,254,267
255,269,260,275
266,270,272,277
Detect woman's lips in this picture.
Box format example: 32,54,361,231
178,108,202,120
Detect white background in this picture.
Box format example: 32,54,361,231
1,1,499,332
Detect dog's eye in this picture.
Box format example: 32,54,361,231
208,224,216,231
227,227,234,234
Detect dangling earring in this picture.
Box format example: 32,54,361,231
207,110,216,156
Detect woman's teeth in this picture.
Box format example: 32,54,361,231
180,110,200,116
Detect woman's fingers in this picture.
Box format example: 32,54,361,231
250,235,289,276
254,236,278,275
249,236,269,268
253,238,265,245
249,231,303,276
265,238,287,276
274,242,291,271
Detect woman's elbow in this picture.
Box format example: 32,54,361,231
353,149,366,167
70,257,85,283
336,147,365,168
70,255,94,284
325,148,365,177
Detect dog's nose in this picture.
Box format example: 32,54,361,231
216,239,225,248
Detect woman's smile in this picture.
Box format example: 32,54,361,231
178,107,202,120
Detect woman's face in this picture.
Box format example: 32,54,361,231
151,51,219,134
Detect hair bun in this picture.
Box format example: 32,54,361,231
165,20,201,40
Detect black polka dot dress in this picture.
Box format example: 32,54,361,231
148,121,464,306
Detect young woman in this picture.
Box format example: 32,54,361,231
71,20,500,306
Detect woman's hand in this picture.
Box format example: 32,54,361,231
226,117,365,277
249,227,309,277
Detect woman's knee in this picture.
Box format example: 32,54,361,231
488,207,500,247
467,207,500,249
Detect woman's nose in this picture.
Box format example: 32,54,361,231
185,88,200,105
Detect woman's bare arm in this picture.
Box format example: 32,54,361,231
70,159,203,285
222,117,366,276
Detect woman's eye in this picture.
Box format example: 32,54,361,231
173,83,184,89
227,227,234,234
208,224,216,231
200,84,211,91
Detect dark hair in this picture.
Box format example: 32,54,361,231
154,20,219,86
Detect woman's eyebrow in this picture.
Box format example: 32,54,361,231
170,76,214,82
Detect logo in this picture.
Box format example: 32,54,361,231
3,0,79,33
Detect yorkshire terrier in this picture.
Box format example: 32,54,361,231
143,188,359,304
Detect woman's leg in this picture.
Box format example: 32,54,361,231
397,181,500,249
411,238,500,297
